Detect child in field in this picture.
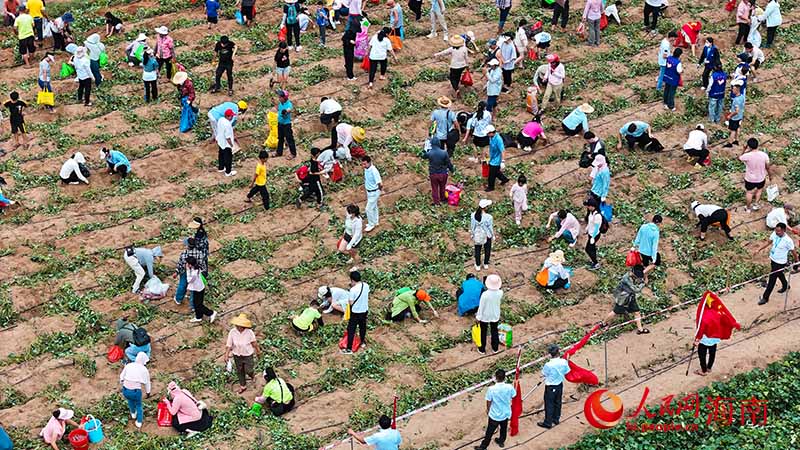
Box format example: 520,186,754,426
315,1,329,46
509,174,528,225
3,91,28,150
272,41,291,88
205,0,221,28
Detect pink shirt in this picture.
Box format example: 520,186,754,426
736,0,751,24
583,0,603,20
168,390,203,424
186,268,204,292
546,63,565,86
156,35,174,59
522,122,544,139
226,328,257,356
550,212,581,238
510,183,527,204
40,417,65,444
739,151,769,183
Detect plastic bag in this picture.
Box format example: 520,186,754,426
144,276,169,296
37,91,55,106
471,323,481,347
60,62,76,79
107,345,124,363
264,111,279,148
354,29,369,59
599,202,613,222
599,13,608,30
361,57,370,72
389,33,402,51
767,184,779,202
535,268,549,286
157,398,173,427
278,26,287,42
235,10,245,25
42,19,53,38
99,52,109,68
338,331,361,351
460,68,473,87
226,359,233,373
180,96,197,133
331,162,343,182
625,250,642,267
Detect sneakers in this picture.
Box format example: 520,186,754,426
295,46,302,52
477,349,486,355
589,263,601,270
365,224,376,232
210,311,218,323
427,32,438,38
135,421,142,429
443,33,449,42
217,169,226,173
515,219,521,225
322,305,334,314
186,430,200,438
348,77,358,81
174,297,181,305
757,296,769,305
131,412,137,419
778,285,790,294
340,349,353,355
751,204,761,211
189,317,203,323
475,264,481,271
225,170,237,177
483,264,489,269
494,438,505,447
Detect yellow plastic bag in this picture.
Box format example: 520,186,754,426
535,268,549,287
344,303,351,321
37,90,55,106
263,111,279,149
471,323,481,347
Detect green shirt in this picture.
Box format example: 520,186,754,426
391,291,420,320
14,14,34,40
292,307,321,331
262,378,293,403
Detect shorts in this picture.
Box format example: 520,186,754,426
343,233,360,248
275,66,291,76
613,298,640,315
241,4,254,20
10,121,25,134
18,36,35,55
472,135,490,147
207,15,219,24
745,179,766,191
641,253,661,267
728,119,740,131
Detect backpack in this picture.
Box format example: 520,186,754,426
133,327,151,346
295,165,309,181
599,215,610,234
645,137,663,152
578,150,593,168
286,4,298,25
473,221,488,245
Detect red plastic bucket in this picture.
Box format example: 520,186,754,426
68,429,89,450
481,161,489,178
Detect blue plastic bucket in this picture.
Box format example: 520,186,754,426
83,415,104,443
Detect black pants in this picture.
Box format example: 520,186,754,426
53,32,66,51
172,409,212,433
698,343,716,372
735,23,750,45
144,80,158,102
34,17,43,41
701,66,713,92
277,123,297,156
516,132,539,148
157,57,173,80
77,78,92,105
685,147,708,165
214,63,233,91
346,311,368,350
487,164,509,190
474,238,492,266
300,180,323,204
385,305,418,322
193,288,214,319
61,172,81,183
502,69,513,88
765,26,777,47
270,397,295,416
449,67,465,91
548,278,569,290
543,383,563,426
699,209,731,237
368,58,387,83
762,261,788,303
479,321,499,352
643,3,660,30
551,0,569,28
218,146,233,174
287,23,301,47
562,123,583,136
586,234,599,265
107,161,128,178
344,46,355,79
626,133,650,150
247,185,270,210
409,0,422,20
478,418,508,448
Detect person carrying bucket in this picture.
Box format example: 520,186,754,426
40,408,80,450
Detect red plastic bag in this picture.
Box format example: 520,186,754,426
331,162,343,182
625,250,642,267
350,146,366,159
599,13,608,30
724,0,736,11
528,48,537,60
278,26,287,42
361,57,370,72
338,331,361,352
460,68,473,87
157,398,173,427
107,345,124,363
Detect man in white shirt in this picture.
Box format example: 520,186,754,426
363,156,383,232
538,344,570,429
683,124,709,167
342,270,370,354
319,96,342,127
766,205,798,233
691,201,733,241
318,285,350,313
475,369,517,450
758,223,797,305
215,109,237,177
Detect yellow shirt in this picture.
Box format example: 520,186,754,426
14,14,34,39
27,0,44,18
254,162,266,186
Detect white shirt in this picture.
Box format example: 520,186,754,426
59,158,88,183
368,34,393,60
318,149,335,172
766,208,788,229
683,130,708,150
749,47,765,64
476,289,503,323
467,111,493,138
693,204,722,218
349,282,370,313
336,123,354,147
329,287,351,309
319,98,342,115
215,116,234,149
769,232,795,264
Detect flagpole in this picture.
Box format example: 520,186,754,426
686,293,709,376
522,381,544,401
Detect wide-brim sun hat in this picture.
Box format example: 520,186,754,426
437,96,452,108
171,71,188,85
317,286,329,299
237,100,248,111
155,26,169,35
479,199,493,209
549,250,566,264
691,200,699,210
188,217,203,229
578,103,595,114
57,408,74,421
352,127,366,143
449,35,465,47
485,274,502,290
230,313,253,328
136,33,147,42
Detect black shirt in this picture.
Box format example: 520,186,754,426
215,40,236,65
4,99,27,123
342,29,356,51
274,49,290,68
306,159,321,184
106,14,123,27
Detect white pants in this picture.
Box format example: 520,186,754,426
366,190,381,227
208,112,218,140
124,252,146,293
430,10,447,34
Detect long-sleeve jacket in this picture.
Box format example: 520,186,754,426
698,44,720,68
634,222,660,257
156,34,175,59
180,78,196,103
759,1,782,27
591,168,610,200
176,247,207,275
423,146,454,174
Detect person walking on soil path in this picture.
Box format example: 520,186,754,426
338,204,363,264
342,21,357,80
757,222,796,305
538,344,569,429
187,256,217,324
216,108,238,177
656,31,677,91
724,81,745,148
601,264,650,334
758,0,781,48
71,46,94,106
84,33,105,87
430,96,460,157
224,313,261,393
706,64,726,124
662,48,683,112
297,147,325,208
212,35,236,95
510,174,528,226
362,155,382,232
551,0,569,31
154,26,175,81
485,125,509,191
474,368,517,450
582,0,603,46
428,0,448,41
735,0,754,45
366,27,397,90
13,6,34,66
471,199,495,271
3,91,27,150
588,154,610,206
238,0,257,26
245,150,270,210
584,198,603,269
174,237,207,310
497,34,520,92
275,89,297,159
693,333,719,376
422,136,454,206
540,54,565,111
349,415,401,450
643,0,665,34
119,352,151,429
342,270,370,354
476,274,503,355
283,0,303,51
739,137,771,212
434,34,469,98
496,0,512,34
484,58,502,112
633,214,662,282
691,201,733,241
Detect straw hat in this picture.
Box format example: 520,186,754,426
437,96,452,108
171,71,188,85
352,127,366,143
485,274,502,290
187,217,203,229
449,34,465,47
415,289,432,302
578,103,595,114
478,199,493,209
230,313,253,328
548,250,565,264
155,26,169,35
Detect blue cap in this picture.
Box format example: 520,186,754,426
62,12,75,23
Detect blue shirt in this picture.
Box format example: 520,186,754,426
699,335,721,346
730,94,745,121
488,134,504,166
365,429,401,450
210,102,240,125
430,108,456,140
364,164,382,191
486,67,503,96
205,0,220,17
458,277,485,316
708,70,727,99
562,108,589,132
106,150,131,171
486,382,517,421
277,100,293,125
591,168,610,199
542,357,570,385
658,38,671,66
620,121,649,137
499,42,516,70
634,222,660,257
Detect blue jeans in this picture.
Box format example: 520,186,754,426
708,97,724,123
174,273,195,310
555,219,576,244
122,387,143,423
90,59,103,86
486,95,498,112
38,79,52,91
663,83,677,110
345,14,361,33
498,7,511,29
656,65,666,90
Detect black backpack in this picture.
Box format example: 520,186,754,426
133,327,151,346
599,215,610,234
645,137,664,152
579,150,593,168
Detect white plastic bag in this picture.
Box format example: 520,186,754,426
226,359,233,373
143,276,169,296
767,184,779,202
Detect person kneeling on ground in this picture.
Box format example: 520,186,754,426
317,285,351,314
166,382,213,437
255,367,295,416
291,300,325,333
602,264,650,334
617,120,651,151
683,124,709,167
691,201,733,241
546,209,580,247
517,119,547,152
386,288,439,323
40,408,81,449
101,147,131,179
561,103,593,136
59,152,90,184
457,274,485,316
541,250,571,290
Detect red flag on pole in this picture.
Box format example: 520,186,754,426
563,323,601,385
391,395,398,429
695,291,741,340
509,348,523,436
